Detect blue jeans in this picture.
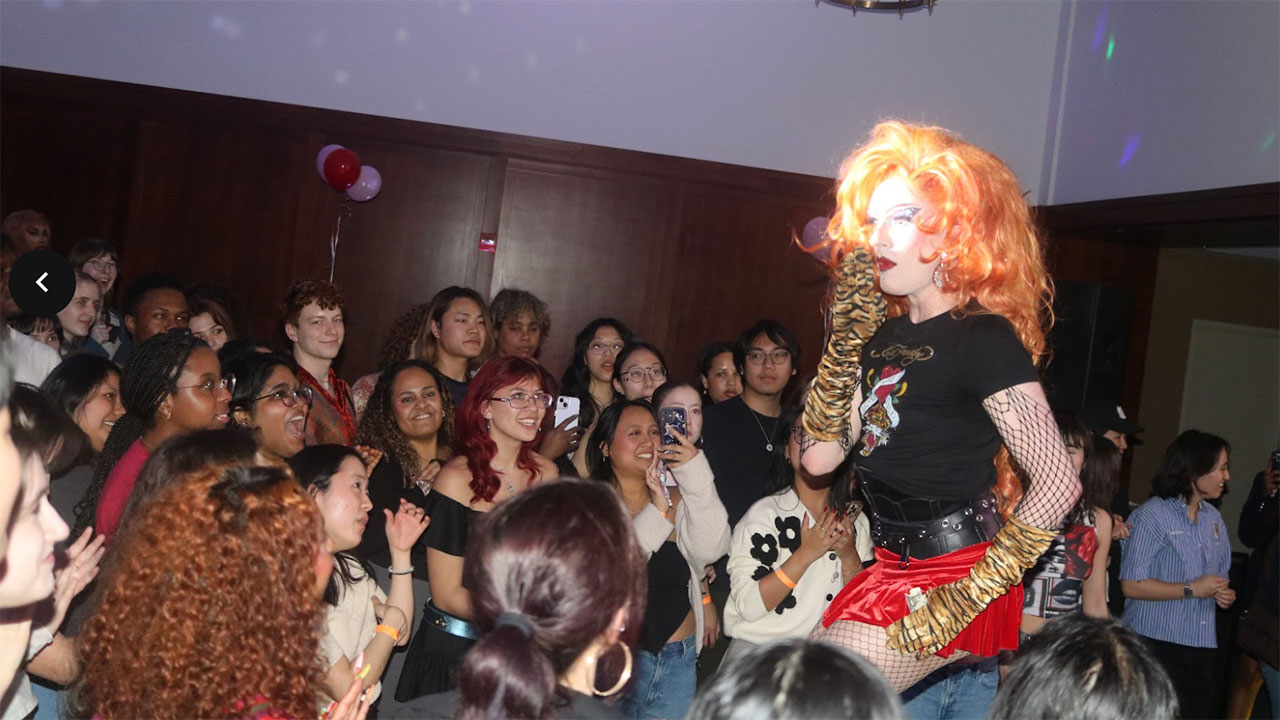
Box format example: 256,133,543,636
622,634,697,720
901,657,999,720
1262,662,1280,720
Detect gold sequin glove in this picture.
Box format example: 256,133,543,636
802,247,886,442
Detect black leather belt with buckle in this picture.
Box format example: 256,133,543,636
423,600,480,640
864,485,1004,567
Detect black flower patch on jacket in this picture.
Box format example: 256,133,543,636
748,527,796,615
749,532,778,567
776,515,801,552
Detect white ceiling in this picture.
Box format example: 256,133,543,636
1,0,1277,207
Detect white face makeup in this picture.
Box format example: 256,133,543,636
867,176,946,304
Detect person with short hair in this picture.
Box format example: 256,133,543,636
702,319,800,528
687,639,906,720
55,272,103,357
489,287,549,360
1121,429,1235,719
282,279,355,446
989,615,1178,719
115,273,190,367
69,238,127,360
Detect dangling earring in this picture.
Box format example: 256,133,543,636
592,643,634,697
933,251,950,289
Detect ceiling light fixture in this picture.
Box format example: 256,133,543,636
817,0,937,17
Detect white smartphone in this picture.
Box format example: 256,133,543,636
554,395,581,431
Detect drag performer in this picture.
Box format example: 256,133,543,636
800,121,1080,691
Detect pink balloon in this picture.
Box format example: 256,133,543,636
346,165,382,202
316,144,344,180
801,216,829,248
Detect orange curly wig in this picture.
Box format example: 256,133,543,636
823,121,1054,514
75,464,328,719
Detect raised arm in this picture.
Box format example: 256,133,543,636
801,247,884,476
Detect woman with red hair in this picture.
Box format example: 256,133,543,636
73,464,338,719
395,356,558,701
798,121,1080,691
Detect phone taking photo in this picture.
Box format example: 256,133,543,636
658,406,687,448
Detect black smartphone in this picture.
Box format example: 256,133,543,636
658,406,687,447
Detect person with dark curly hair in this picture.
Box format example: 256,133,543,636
74,333,232,540
350,303,431,420
283,279,355,446
395,356,557,701
72,464,337,719
489,287,549,360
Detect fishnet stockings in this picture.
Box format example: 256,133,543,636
981,382,1081,529
811,619,966,692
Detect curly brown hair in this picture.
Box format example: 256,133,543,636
376,303,432,368
74,464,327,719
355,360,454,482
282,279,344,327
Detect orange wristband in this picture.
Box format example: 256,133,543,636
375,624,400,643
775,567,797,589
702,594,712,605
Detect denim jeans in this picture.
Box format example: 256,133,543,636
621,634,697,720
901,657,999,720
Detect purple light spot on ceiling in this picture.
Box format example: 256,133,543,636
1090,4,1108,54
1118,131,1140,168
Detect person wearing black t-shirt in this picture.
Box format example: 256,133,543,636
702,319,800,528
699,318,799,678
798,121,1081,693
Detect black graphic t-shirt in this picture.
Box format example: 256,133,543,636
856,311,1038,501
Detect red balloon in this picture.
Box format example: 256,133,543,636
323,149,362,191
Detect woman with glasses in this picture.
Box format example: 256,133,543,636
68,239,128,361
223,351,312,465
586,399,730,720
72,333,233,540
612,341,668,403
396,356,558,700
561,318,634,476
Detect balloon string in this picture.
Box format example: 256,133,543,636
329,201,353,283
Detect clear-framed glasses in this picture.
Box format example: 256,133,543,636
177,374,235,396
254,386,314,408
622,367,667,384
83,257,118,273
745,349,791,366
587,341,624,356
489,391,554,410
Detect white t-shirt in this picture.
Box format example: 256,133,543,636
725,489,873,645
4,329,61,387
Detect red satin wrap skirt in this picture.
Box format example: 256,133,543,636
821,541,1022,658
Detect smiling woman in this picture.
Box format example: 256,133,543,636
223,351,311,464
394,356,558,701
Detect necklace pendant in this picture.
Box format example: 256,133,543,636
765,443,774,452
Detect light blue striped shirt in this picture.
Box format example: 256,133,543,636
1120,496,1231,648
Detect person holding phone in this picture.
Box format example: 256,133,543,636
587,399,730,720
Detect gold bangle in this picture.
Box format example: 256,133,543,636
775,567,797,589
375,624,400,643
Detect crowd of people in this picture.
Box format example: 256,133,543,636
0,121,1275,720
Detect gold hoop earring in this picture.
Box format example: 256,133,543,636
592,643,633,697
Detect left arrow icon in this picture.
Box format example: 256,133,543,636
35,272,49,292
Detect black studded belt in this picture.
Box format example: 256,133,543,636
422,600,480,640
862,482,1004,567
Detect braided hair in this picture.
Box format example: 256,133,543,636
72,333,205,536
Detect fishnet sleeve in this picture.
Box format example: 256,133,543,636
981,381,1081,529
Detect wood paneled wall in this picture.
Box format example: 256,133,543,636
3,66,1172,421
